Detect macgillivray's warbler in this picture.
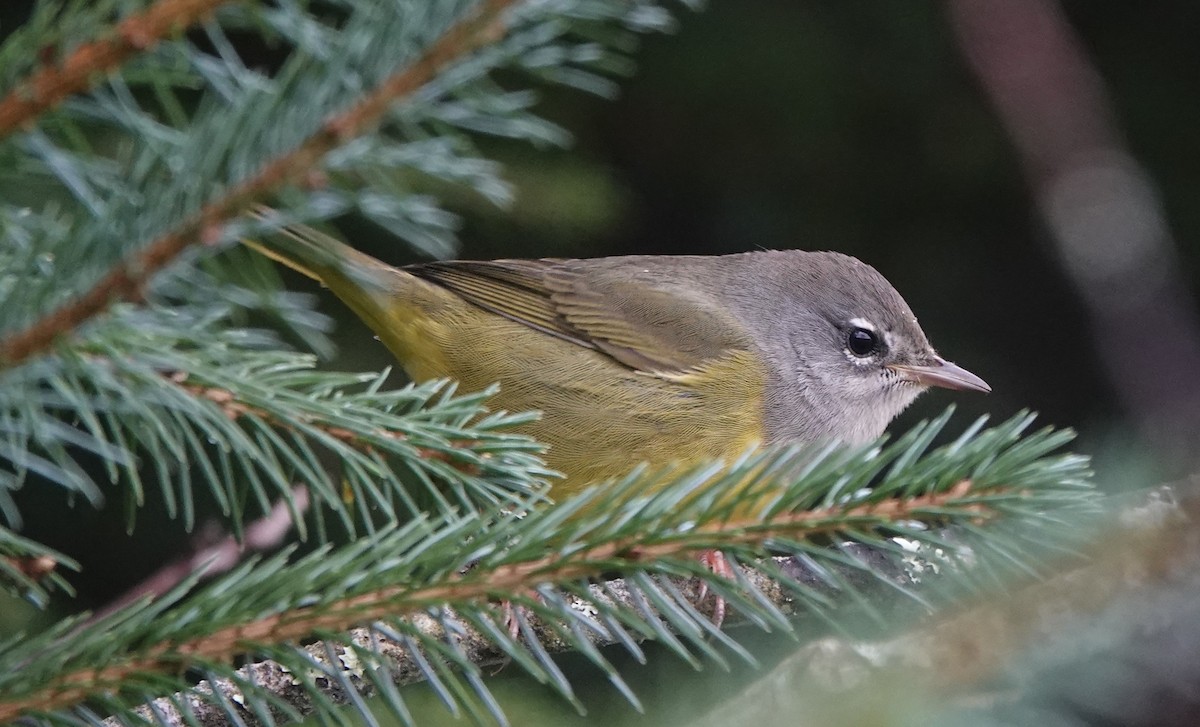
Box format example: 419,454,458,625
248,218,990,495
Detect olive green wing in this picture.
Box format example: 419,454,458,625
407,259,752,374
406,259,590,348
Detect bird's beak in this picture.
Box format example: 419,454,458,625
889,356,991,393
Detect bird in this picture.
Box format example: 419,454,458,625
248,217,990,498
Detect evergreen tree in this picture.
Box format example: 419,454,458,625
0,2,1173,726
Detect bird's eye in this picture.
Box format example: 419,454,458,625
846,327,881,357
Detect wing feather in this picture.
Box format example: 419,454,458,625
406,258,752,374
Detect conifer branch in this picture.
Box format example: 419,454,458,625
0,412,1096,725
110,556,811,727
872,485,1192,690
0,478,1055,721
0,0,237,138
169,372,482,472
0,305,548,538
694,484,1195,727
0,0,519,369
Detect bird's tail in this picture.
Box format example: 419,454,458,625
242,208,454,373
242,207,398,294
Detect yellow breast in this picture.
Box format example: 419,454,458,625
371,294,767,492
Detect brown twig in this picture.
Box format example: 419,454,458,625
169,372,480,471
3,554,59,581
87,486,311,625
3,482,993,720
0,0,519,369
947,0,1200,455
0,0,238,138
